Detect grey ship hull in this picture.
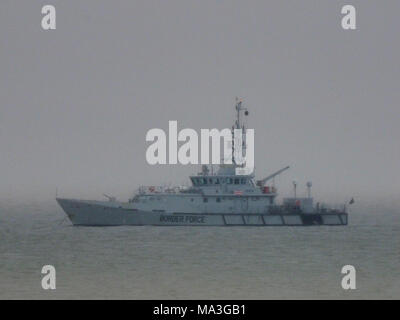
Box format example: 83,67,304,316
57,198,348,226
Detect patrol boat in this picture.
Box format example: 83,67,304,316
57,99,348,226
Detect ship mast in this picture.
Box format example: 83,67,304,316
234,97,247,129
232,97,248,165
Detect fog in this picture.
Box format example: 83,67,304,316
1,1,399,205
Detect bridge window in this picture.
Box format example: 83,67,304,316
215,178,220,184
227,178,233,184
234,178,240,185
241,178,247,184
216,197,221,203
203,178,208,185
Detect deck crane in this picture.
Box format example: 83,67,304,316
256,166,290,187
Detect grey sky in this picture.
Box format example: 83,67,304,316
0,1,399,202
